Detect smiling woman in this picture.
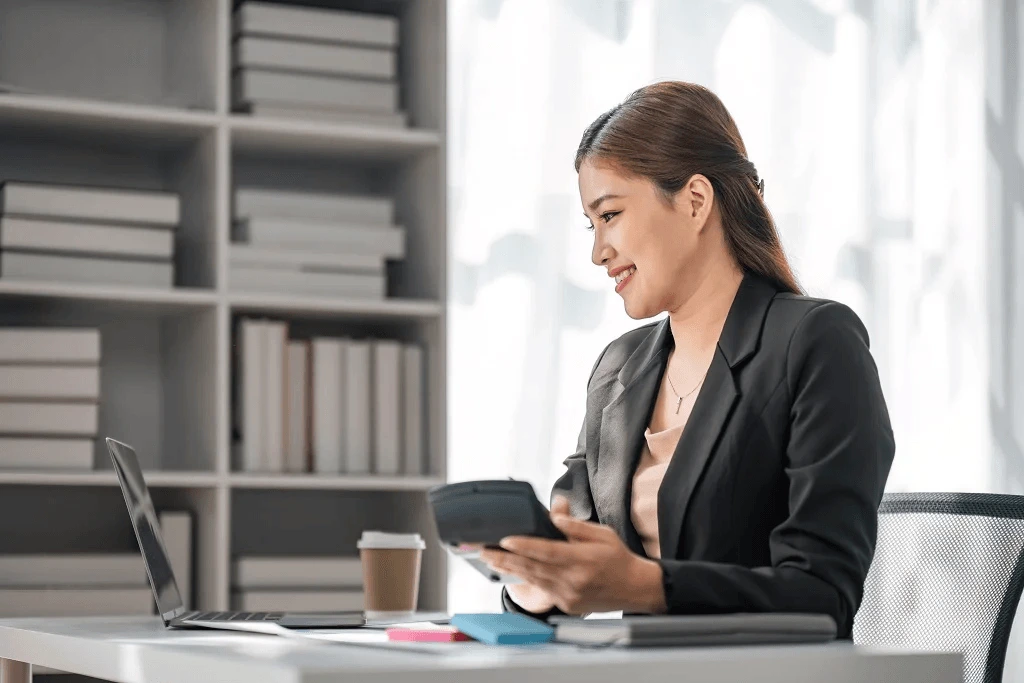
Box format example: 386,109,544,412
481,81,895,639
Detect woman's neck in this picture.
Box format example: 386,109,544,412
667,262,744,361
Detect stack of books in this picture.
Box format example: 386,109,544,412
0,328,101,471
0,181,179,289
231,1,406,127
229,187,404,300
233,318,425,476
231,555,363,612
0,510,192,617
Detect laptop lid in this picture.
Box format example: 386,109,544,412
106,437,187,624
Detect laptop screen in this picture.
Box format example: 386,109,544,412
106,438,186,622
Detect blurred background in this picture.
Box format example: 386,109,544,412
447,0,1024,611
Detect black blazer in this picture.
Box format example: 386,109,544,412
504,273,895,638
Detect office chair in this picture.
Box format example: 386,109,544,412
853,492,1024,683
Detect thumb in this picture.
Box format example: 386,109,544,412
550,495,571,516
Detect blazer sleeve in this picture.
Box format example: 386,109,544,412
656,302,895,638
502,343,610,617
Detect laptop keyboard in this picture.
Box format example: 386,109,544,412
188,611,284,622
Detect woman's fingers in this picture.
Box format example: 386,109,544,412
550,513,611,542
484,550,563,589
498,535,576,564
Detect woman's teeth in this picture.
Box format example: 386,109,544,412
615,266,636,284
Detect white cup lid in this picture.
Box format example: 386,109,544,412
357,531,426,550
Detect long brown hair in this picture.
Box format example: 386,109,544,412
575,81,801,295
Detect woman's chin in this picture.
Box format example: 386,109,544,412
622,296,658,321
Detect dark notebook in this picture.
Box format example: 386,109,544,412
551,613,837,647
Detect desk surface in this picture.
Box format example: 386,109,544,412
0,616,961,683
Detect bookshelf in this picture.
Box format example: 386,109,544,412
0,0,449,642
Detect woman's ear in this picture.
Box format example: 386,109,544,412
678,174,714,229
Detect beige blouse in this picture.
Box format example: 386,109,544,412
630,423,685,558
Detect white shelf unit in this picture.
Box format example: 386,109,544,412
0,0,449,634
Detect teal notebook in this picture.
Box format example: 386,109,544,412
450,613,555,645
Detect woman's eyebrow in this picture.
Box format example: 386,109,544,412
587,193,624,212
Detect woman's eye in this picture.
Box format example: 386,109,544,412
600,211,619,223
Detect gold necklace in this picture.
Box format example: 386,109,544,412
665,368,708,414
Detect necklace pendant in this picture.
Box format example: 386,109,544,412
675,396,683,414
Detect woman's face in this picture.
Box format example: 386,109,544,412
579,158,711,320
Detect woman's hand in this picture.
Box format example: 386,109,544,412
482,496,667,615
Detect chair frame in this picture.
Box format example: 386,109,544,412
876,492,1024,683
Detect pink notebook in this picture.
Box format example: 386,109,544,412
386,625,472,643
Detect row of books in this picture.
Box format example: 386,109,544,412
231,555,363,611
232,1,407,127
0,328,102,470
0,181,178,289
0,511,191,617
234,319,425,476
230,186,403,299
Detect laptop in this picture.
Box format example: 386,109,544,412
106,437,366,631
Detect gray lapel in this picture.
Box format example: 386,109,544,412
594,319,671,551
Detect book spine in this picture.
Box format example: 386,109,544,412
402,345,425,476
344,341,371,474
234,36,396,80
233,556,363,588
237,218,405,258
285,340,309,474
228,245,384,272
0,217,175,259
0,437,94,469
239,319,264,472
0,366,100,401
0,554,146,587
0,588,154,617
237,3,398,47
236,70,397,113
0,328,100,363
372,340,401,475
0,181,179,226
246,103,407,128
311,339,343,473
234,188,394,225
0,403,98,436
229,267,386,300
232,589,365,613
263,321,287,473
1,251,173,288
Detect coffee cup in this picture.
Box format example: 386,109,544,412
357,531,425,619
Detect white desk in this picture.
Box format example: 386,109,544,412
0,616,961,683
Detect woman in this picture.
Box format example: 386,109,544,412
480,81,895,639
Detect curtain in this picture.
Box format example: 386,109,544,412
447,0,1021,614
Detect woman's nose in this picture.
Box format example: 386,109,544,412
592,233,614,267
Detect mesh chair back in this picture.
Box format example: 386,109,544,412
853,493,1024,683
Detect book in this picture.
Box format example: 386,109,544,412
232,556,363,588
402,345,425,475
263,320,287,473
231,589,364,612
0,587,154,617
243,102,408,128
550,614,838,647
0,437,94,469
237,319,264,472
372,340,401,475
159,511,193,610
233,36,396,80
285,341,309,474
0,403,98,436
0,181,179,226
0,328,100,364
311,338,344,473
344,340,371,474
235,187,394,226
0,553,146,587
450,613,554,645
0,251,173,288
0,365,100,401
229,267,386,299
234,2,399,48
229,244,384,273
0,217,174,259
232,69,398,113
386,626,471,643
234,217,404,258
